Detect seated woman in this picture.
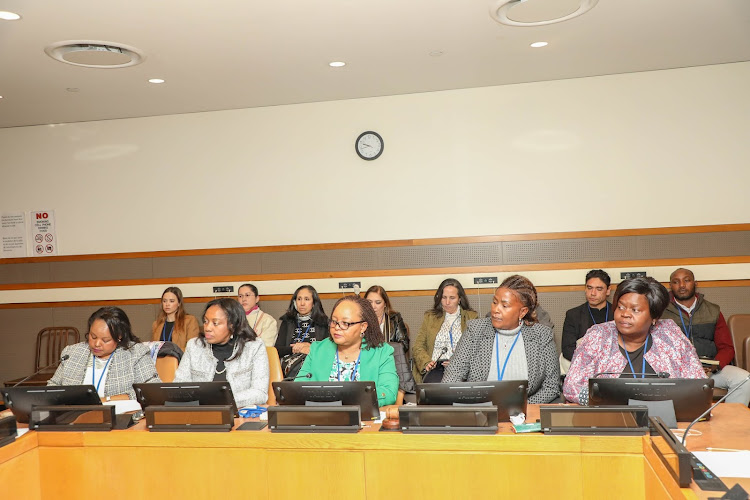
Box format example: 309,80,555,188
364,285,410,354
238,283,279,347
563,277,706,405
174,298,269,408
275,285,329,379
48,307,159,401
411,278,478,383
443,275,561,404
296,295,398,407
151,287,199,351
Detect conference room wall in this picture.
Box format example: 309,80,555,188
0,62,748,256
3,285,749,384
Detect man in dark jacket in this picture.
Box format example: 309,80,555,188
662,268,749,405
561,270,614,366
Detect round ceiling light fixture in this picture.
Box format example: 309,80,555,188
45,40,145,68
490,0,599,27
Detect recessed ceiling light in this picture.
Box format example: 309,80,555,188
429,50,444,57
329,61,346,68
530,42,548,48
0,11,21,21
148,78,165,84
0,96,3,99
66,88,80,92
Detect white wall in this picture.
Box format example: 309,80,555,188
1,62,748,256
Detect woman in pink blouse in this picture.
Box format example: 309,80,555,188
563,277,705,404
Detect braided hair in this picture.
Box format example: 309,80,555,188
329,295,385,349
499,275,538,325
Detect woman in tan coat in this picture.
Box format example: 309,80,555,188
411,278,477,383
151,286,199,351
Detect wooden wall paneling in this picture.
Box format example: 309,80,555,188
0,261,51,285
0,308,55,382
48,258,153,283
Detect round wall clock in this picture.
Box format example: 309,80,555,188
355,131,384,160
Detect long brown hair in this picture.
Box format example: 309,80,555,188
156,286,187,335
429,278,474,317
364,285,397,338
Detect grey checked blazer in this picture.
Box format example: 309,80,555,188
174,337,269,408
442,318,561,403
47,342,160,399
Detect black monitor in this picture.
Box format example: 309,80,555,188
271,381,380,421
133,382,238,416
416,381,529,422
587,378,714,421
1,385,101,424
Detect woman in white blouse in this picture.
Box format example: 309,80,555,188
411,279,478,383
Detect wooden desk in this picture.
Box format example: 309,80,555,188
3,370,54,388
1,404,748,500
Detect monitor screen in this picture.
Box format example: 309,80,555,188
587,378,714,421
271,381,380,421
2,385,102,424
133,382,238,416
416,380,528,422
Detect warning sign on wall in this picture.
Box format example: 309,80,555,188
1,212,27,258
29,210,57,257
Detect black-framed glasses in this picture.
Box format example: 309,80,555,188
329,319,365,330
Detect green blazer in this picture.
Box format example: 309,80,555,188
295,338,398,407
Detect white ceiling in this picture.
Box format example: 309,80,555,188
0,0,749,129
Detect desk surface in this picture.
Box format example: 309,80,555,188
1,403,749,500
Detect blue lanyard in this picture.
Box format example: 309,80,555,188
447,316,460,349
677,307,693,340
161,322,174,342
92,353,114,393
335,350,361,381
588,303,609,325
495,328,522,381
295,320,312,342
621,334,648,379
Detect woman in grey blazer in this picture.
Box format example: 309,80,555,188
48,307,160,400
443,275,561,404
174,298,269,408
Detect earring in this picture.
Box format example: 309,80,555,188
518,319,523,326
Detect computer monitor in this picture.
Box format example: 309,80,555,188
1,385,101,424
587,378,714,421
133,382,238,416
271,381,380,421
416,380,529,422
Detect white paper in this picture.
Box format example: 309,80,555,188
1,212,27,258
693,451,750,478
28,210,57,256
103,399,142,414
16,428,29,438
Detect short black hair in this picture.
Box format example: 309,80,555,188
87,306,140,349
199,298,257,361
585,269,611,288
612,277,670,320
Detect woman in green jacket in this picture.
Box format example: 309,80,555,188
411,278,478,383
295,295,398,407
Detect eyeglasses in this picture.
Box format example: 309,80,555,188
329,319,365,330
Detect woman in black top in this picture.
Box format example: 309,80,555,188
364,285,409,354
275,285,329,378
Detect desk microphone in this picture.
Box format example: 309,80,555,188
681,373,750,446
12,354,70,388
592,371,670,378
283,373,312,382
422,347,447,375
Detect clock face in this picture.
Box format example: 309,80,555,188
355,131,384,160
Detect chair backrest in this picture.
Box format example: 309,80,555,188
266,346,283,405
744,338,750,373
36,326,80,370
727,314,750,370
155,356,179,382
